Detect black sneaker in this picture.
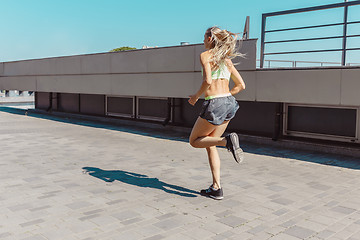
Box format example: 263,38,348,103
225,133,244,163
200,186,223,200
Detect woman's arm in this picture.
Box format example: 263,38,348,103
227,59,246,96
188,52,212,106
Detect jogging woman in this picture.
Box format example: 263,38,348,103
188,26,246,200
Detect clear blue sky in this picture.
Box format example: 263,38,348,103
1,0,358,65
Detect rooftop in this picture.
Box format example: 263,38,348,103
0,106,359,239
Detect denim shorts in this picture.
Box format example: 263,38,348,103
199,95,239,125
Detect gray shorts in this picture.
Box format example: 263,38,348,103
199,96,239,125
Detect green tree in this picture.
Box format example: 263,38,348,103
109,46,136,52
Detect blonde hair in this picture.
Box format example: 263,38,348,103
205,26,246,70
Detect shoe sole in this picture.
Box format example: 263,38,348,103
234,147,244,164
200,191,224,200
229,133,244,163
209,195,224,200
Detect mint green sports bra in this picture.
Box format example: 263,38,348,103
201,62,231,80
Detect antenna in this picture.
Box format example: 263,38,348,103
242,16,250,40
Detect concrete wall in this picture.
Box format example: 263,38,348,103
0,40,256,98
1,40,256,75
255,68,360,107
1,39,359,107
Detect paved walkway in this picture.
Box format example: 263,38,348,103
0,107,359,240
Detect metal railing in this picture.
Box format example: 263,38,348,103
256,59,360,68
260,1,360,68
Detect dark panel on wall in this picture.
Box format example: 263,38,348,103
107,96,134,116
80,94,105,116
288,106,357,137
35,92,50,110
51,93,59,111
228,101,278,137
173,99,278,137
173,98,205,127
58,93,80,113
138,98,168,119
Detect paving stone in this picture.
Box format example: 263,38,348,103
0,232,12,238
134,225,163,237
296,219,327,232
333,229,357,239
106,199,127,205
267,185,288,192
228,231,253,240
280,219,296,228
211,230,236,240
214,210,234,218
8,203,33,212
200,220,232,234
252,231,274,240
272,208,289,216
183,227,215,239
284,225,316,239
65,201,92,210
308,182,332,191
348,230,360,240
212,235,229,240
79,214,101,221
325,200,339,207
20,219,45,227
29,205,51,212
121,217,144,225
162,233,193,240
111,230,143,240
247,224,269,235
216,215,247,228
143,235,165,240
265,226,286,236
300,204,315,211
153,218,183,231
270,233,302,240
112,210,141,221
83,209,104,215
156,213,177,220
316,229,336,239
218,199,242,209
330,206,357,215
1,109,360,240
271,198,294,206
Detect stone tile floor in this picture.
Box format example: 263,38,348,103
0,107,359,240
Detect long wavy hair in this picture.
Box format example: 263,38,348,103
205,26,246,70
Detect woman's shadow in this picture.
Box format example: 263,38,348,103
82,167,199,198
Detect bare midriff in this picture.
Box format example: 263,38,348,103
204,78,230,98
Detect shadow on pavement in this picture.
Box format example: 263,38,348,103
243,144,360,170
82,167,199,198
1,106,359,170
0,106,189,141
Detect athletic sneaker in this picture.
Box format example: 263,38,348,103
225,133,244,163
200,185,224,200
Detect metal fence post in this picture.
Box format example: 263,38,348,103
342,0,349,66
260,15,267,68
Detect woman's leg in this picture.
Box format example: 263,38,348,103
189,117,227,148
206,120,230,189
206,147,220,189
